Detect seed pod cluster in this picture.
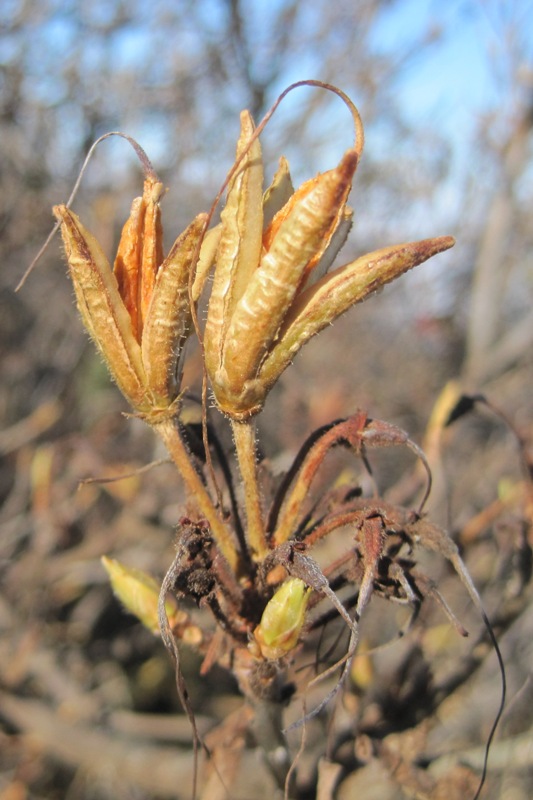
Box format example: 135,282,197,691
203,113,454,420
54,177,208,416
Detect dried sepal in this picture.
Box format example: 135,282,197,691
53,204,150,411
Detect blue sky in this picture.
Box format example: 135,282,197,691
1,0,530,323
2,0,530,242
4,0,529,171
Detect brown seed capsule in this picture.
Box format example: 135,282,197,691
141,213,208,407
259,235,456,395
204,105,455,421
204,111,264,381
219,150,359,404
204,122,361,419
55,181,209,414
54,204,150,411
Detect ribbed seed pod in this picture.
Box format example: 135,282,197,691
55,179,209,415
141,213,207,408
203,104,455,421
207,148,359,419
259,236,456,394
220,151,358,399
204,111,264,380
54,204,150,411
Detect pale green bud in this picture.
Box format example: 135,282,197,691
253,578,311,661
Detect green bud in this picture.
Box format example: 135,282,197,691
102,556,163,634
253,578,311,660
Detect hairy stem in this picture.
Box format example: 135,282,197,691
232,419,268,560
153,417,239,573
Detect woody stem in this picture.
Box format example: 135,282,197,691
153,417,239,574
231,418,268,561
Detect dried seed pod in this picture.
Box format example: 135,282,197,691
204,102,455,421
54,204,150,411
55,180,208,415
205,141,360,419
141,213,208,407
218,151,359,410
204,111,264,381
259,236,456,396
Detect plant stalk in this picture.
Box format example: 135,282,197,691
231,419,268,560
153,417,239,573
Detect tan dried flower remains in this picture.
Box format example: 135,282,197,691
54,179,208,416
203,109,454,421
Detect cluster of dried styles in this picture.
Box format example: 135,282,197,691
54,82,501,799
